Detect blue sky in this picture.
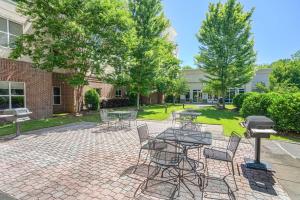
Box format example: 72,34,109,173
162,0,300,67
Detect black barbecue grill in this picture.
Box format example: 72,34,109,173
1,108,32,136
241,116,277,170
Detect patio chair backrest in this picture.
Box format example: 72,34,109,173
131,111,138,119
172,112,177,119
100,110,108,120
137,124,149,144
226,132,241,158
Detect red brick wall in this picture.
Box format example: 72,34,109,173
141,92,164,105
85,78,126,99
0,58,53,119
52,73,75,114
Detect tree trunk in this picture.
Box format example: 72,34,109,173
164,103,168,113
173,94,175,105
136,93,140,110
75,85,84,114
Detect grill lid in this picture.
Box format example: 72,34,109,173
3,108,32,116
244,116,274,130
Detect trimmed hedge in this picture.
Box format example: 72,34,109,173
84,89,100,110
233,93,254,110
100,98,129,108
240,92,300,133
268,93,300,133
240,93,262,117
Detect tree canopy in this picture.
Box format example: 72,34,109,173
10,0,136,112
270,59,300,92
195,0,256,108
119,0,175,109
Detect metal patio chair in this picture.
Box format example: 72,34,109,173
133,124,167,173
202,132,241,192
128,110,138,127
172,111,182,127
141,140,203,199
203,132,241,175
142,142,183,199
99,109,118,128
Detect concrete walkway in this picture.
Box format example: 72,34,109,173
261,140,300,200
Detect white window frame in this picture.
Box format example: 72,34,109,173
0,17,23,48
115,89,122,98
53,86,61,105
0,81,26,110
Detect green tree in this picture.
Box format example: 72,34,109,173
255,82,269,93
182,65,193,70
10,0,135,113
270,59,300,91
169,77,189,104
127,0,170,110
195,0,256,109
292,50,300,60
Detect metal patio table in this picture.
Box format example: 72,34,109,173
156,128,212,197
107,111,132,121
176,111,201,129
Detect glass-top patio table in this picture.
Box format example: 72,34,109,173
155,128,212,197
156,127,212,147
107,111,132,121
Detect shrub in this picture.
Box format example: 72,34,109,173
100,98,129,108
233,93,254,110
84,89,100,110
240,92,280,117
259,92,279,116
268,93,300,133
240,93,262,117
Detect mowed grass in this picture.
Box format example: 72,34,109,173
195,106,245,137
195,105,300,142
138,104,197,120
0,113,100,137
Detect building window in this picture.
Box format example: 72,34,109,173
115,89,121,98
0,81,25,110
0,17,23,48
53,87,61,105
238,88,245,94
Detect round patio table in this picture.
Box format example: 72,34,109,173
108,111,132,121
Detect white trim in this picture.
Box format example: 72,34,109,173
0,16,23,48
53,86,62,105
0,81,26,109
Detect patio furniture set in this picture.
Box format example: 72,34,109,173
134,110,242,199
100,109,138,129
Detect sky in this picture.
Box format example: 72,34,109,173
162,0,300,68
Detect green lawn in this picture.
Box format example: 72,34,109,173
1,104,299,143
195,106,245,137
0,113,100,137
195,105,300,143
138,104,197,120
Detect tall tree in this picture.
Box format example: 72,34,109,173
128,0,170,110
269,59,300,92
10,0,135,113
195,0,256,109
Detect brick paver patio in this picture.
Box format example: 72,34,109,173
0,121,290,200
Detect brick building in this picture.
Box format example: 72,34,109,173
0,0,126,119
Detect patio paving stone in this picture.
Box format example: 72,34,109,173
0,121,291,200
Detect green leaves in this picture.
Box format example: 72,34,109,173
270,59,300,92
11,0,135,88
195,0,256,106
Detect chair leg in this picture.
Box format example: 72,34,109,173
133,148,142,173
